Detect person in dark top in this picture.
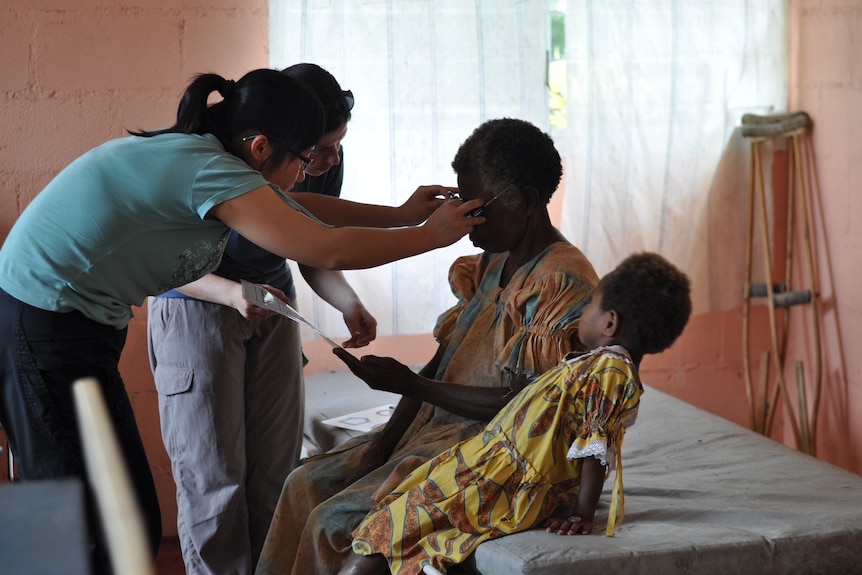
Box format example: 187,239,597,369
147,64,452,575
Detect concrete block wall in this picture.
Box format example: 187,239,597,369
0,0,268,535
783,0,862,473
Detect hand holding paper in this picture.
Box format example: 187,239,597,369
241,280,343,349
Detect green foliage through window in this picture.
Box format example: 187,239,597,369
548,1,566,130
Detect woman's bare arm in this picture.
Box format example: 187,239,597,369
208,186,482,270
375,370,517,421
333,348,524,422
288,185,454,227
299,265,377,348
171,274,283,320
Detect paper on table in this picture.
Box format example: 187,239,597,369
321,404,396,433
241,280,342,349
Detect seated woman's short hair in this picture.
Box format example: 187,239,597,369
451,118,562,205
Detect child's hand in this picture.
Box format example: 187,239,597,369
544,514,594,535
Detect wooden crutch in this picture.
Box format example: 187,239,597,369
741,111,821,454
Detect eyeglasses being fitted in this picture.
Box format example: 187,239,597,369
450,184,519,218
240,135,313,172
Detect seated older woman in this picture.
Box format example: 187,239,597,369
255,118,599,575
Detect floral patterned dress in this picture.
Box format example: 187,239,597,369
351,346,642,575
255,242,599,575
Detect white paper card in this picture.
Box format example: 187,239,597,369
321,404,396,432
240,279,342,348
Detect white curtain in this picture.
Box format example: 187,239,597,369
270,0,549,340
560,0,787,312
270,0,787,341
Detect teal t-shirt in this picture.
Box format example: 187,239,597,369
0,133,270,328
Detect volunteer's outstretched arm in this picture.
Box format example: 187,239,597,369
209,186,483,270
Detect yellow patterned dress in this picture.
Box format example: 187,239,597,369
351,346,642,575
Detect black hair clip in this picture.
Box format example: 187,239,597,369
341,90,354,112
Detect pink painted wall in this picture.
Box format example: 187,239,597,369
785,0,862,474
1,0,859,538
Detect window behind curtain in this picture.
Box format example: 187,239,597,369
269,0,549,339
559,0,788,314
269,0,787,342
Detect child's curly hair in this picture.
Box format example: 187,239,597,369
599,252,692,355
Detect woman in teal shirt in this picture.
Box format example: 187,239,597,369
149,64,383,575
0,67,482,572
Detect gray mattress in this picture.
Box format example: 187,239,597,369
303,372,862,575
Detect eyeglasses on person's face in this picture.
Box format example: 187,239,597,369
459,184,519,218
241,135,313,172
289,149,313,172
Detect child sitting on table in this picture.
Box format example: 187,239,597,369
333,251,692,575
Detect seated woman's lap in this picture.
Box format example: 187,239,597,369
291,417,487,536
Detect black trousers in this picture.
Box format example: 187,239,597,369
0,289,162,571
